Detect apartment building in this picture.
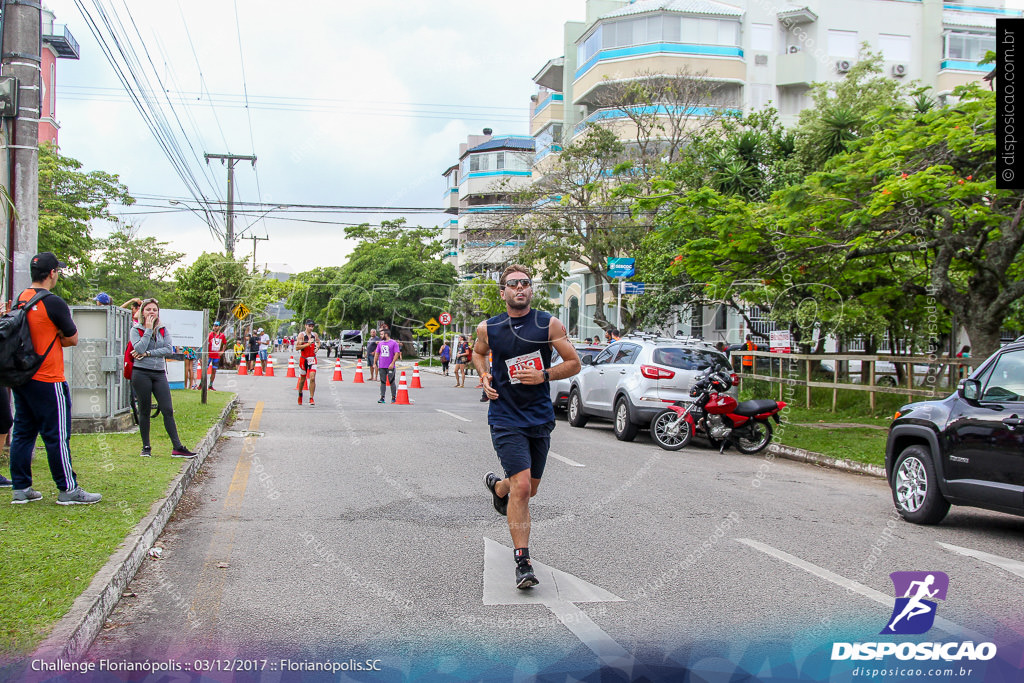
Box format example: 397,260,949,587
40,5,81,146
441,129,535,278
529,0,1013,342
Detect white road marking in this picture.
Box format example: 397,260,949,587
435,409,471,422
482,537,632,671
736,538,986,641
939,542,1024,580
549,451,585,468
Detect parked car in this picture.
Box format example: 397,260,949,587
566,335,735,441
886,338,1024,524
550,344,604,410
338,330,363,358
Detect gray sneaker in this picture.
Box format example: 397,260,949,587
56,486,102,505
11,488,42,504
0,474,13,488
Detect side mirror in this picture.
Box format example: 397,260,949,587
581,355,594,367
958,378,981,402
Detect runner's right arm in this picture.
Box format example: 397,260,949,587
473,323,497,399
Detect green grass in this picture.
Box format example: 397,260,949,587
0,390,233,659
740,381,903,467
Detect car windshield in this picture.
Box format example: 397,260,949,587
653,347,728,371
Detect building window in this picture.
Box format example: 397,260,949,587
50,63,56,115
828,29,858,58
879,34,911,62
690,306,704,338
584,14,740,56
751,23,773,52
496,152,504,170
945,31,995,62
568,296,579,338
750,84,772,111
578,25,603,64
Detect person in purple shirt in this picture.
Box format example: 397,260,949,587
373,328,402,404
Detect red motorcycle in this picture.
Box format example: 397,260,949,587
650,368,786,453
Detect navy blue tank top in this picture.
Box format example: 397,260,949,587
486,309,554,428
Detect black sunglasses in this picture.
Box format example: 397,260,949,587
503,278,532,289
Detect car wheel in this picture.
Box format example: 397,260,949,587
891,445,950,524
650,409,692,451
567,388,588,428
878,375,898,387
734,420,773,454
613,397,639,441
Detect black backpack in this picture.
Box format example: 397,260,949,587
0,290,60,388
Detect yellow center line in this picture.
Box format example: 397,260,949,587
224,402,262,510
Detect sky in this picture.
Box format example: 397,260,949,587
45,0,584,275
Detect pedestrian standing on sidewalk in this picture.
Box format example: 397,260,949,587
296,319,320,406
246,327,259,370
477,264,580,589
374,328,402,404
130,299,196,458
0,304,11,485
8,252,102,505
366,329,380,382
439,339,451,376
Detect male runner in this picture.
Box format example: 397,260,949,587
373,328,401,403
206,321,227,389
476,265,580,589
258,327,271,373
295,319,320,406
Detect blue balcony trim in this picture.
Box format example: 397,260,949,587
464,170,533,179
573,105,723,136
575,43,744,81
532,93,564,117
533,145,563,164
940,59,991,72
443,187,459,197
465,205,514,213
944,4,1022,16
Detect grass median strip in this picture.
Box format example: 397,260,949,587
775,407,890,468
0,390,234,660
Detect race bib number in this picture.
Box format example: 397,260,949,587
505,350,542,384
306,357,317,370
210,337,223,351
380,345,391,357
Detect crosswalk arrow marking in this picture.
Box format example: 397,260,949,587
482,537,632,670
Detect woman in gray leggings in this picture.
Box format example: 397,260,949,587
129,299,196,458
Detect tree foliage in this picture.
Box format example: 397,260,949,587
37,143,134,301
89,222,184,305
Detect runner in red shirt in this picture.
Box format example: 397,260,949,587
206,321,227,389
295,319,320,406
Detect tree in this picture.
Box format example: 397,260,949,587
89,222,184,305
780,85,1024,357
307,220,458,351
174,252,264,330
37,143,134,301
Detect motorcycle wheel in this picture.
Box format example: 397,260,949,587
734,420,773,454
650,410,692,451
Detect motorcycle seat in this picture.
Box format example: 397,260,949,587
735,399,779,416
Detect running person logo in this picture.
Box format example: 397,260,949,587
881,571,949,635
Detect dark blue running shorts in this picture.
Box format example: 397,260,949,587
490,421,555,480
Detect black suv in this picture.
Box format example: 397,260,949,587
885,339,1024,524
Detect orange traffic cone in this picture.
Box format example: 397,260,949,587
238,356,248,375
267,357,276,376
286,355,297,378
253,360,263,377
411,362,423,388
395,371,411,405
296,375,304,391
332,359,343,381
353,360,365,383
195,363,202,388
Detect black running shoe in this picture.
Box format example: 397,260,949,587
484,472,508,516
516,562,538,589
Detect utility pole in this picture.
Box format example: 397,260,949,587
204,152,256,258
1,0,41,298
248,234,268,273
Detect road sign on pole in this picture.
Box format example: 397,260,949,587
606,258,635,278
425,318,440,333
439,312,452,325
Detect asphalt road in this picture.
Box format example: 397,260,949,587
85,353,1024,681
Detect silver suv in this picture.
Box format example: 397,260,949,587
567,335,734,441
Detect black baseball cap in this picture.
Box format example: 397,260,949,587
31,252,66,275
304,319,315,325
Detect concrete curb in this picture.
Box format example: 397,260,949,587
32,396,240,662
767,442,887,479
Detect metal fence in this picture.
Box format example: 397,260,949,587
67,306,132,422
